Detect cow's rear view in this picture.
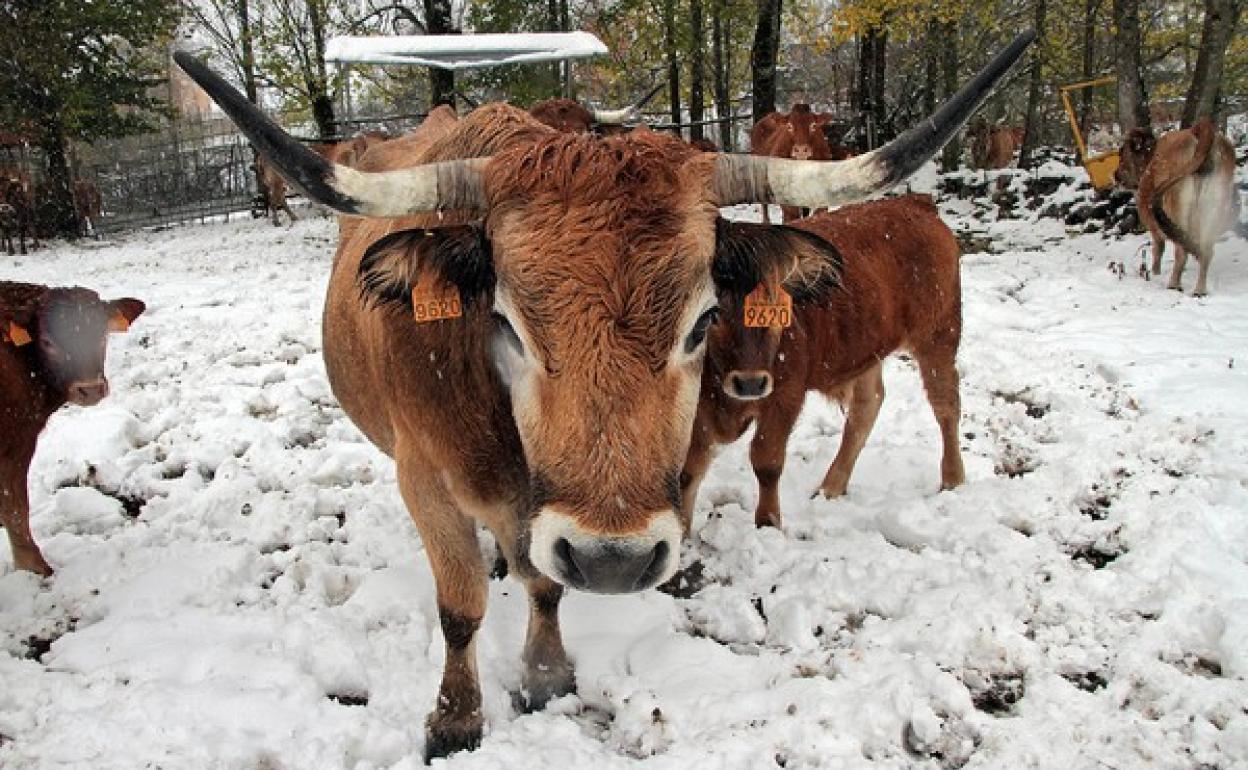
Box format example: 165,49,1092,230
0,282,144,574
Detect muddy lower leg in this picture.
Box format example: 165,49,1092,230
749,398,803,528
915,348,966,491
518,578,574,711
819,364,885,499
396,465,488,762
1,472,51,575
1192,245,1213,297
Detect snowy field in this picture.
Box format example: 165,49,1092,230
1,175,1247,769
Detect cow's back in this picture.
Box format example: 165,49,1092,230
790,195,960,385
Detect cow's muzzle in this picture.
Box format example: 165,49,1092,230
528,508,681,594
725,370,774,400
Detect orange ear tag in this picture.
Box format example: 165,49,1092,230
410,271,463,323
108,313,131,333
743,282,793,329
6,322,32,346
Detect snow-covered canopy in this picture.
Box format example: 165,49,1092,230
324,32,609,71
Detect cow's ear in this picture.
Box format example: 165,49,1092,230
108,298,146,332
712,218,842,304
358,224,494,310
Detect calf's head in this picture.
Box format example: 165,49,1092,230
1114,127,1157,190
7,287,144,406
176,30,1032,593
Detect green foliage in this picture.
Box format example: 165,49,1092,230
0,0,183,142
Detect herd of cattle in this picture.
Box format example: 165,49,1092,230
0,30,1242,760
0,171,102,255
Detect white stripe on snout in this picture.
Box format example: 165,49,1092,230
529,508,682,590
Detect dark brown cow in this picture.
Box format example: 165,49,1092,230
0,169,38,255
72,179,103,238
175,32,1031,759
1137,119,1237,296
681,195,965,529
750,104,838,223
529,84,664,135
254,154,298,226
1114,126,1157,190
0,282,144,575
968,119,1022,169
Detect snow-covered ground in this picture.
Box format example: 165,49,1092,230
1,172,1247,769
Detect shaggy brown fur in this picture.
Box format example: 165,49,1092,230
0,282,144,574
528,98,596,133
1114,127,1157,190
682,195,966,528
1137,120,1237,296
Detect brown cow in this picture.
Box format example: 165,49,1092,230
681,195,965,529
750,104,840,223
1137,119,1237,296
529,84,664,135
175,32,1030,759
253,154,298,226
1114,127,1157,190
72,179,103,238
0,282,144,575
0,169,38,255
968,119,1022,169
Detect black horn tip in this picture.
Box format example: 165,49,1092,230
173,50,362,216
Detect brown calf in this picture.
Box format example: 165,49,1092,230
0,169,39,255
254,154,298,226
176,32,1031,759
682,195,966,529
968,120,1022,169
0,282,144,575
1137,119,1237,296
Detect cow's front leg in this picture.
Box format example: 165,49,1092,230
1,462,51,575
518,577,574,711
397,464,488,762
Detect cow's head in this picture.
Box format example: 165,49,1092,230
5,286,144,406
175,30,1033,593
783,104,834,161
1114,127,1157,190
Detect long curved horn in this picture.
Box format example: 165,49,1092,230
591,81,665,125
173,52,486,217
712,31,1036,207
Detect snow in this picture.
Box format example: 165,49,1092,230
325,32,609,70
1,166,1247,769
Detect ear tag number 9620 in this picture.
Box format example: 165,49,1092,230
743,282,792,328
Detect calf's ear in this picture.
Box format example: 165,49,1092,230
712,218,842,303
108,298,146,332
357,224,494,311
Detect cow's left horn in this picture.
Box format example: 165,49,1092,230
173,52,487,217
591,81,665,125
711,30,1035,207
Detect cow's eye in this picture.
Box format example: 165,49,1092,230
493,312,523,356
684,306,720,353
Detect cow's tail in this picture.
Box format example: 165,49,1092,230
1146,120,1215,256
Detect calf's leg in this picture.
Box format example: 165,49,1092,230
749,395,803,528
1,462,51,575
518,577,574,711
819,364,885,499
914,338,967,491
1167,244,1187,291
677,421,717,534
1191,243,1214,297
397,461,488,762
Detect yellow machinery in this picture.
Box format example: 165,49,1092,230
1059,76,1120,190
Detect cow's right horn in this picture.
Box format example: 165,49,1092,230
591,81,665,125
173,52,487,217
711,30,1035,208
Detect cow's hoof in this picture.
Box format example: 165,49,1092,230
424,717,482,763
515,665,576,713
754,512,783,529
14,554,54,577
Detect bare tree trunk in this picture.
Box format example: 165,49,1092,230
1181,0,1241,127
560,0,571,96
922,20,938,115
689,0,706,141
305,0,337,138
712,0,732,149
855,27,886,148
662,0,682,128
939,21,960,171
1112,0,1150,132
424,0,455,108
1018,0,1047,168
1078,0,1098,135
750,0,781,123
871,27,888,139
237,0,258,103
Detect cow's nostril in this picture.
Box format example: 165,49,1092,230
634,540,669,592
553,537,586,588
